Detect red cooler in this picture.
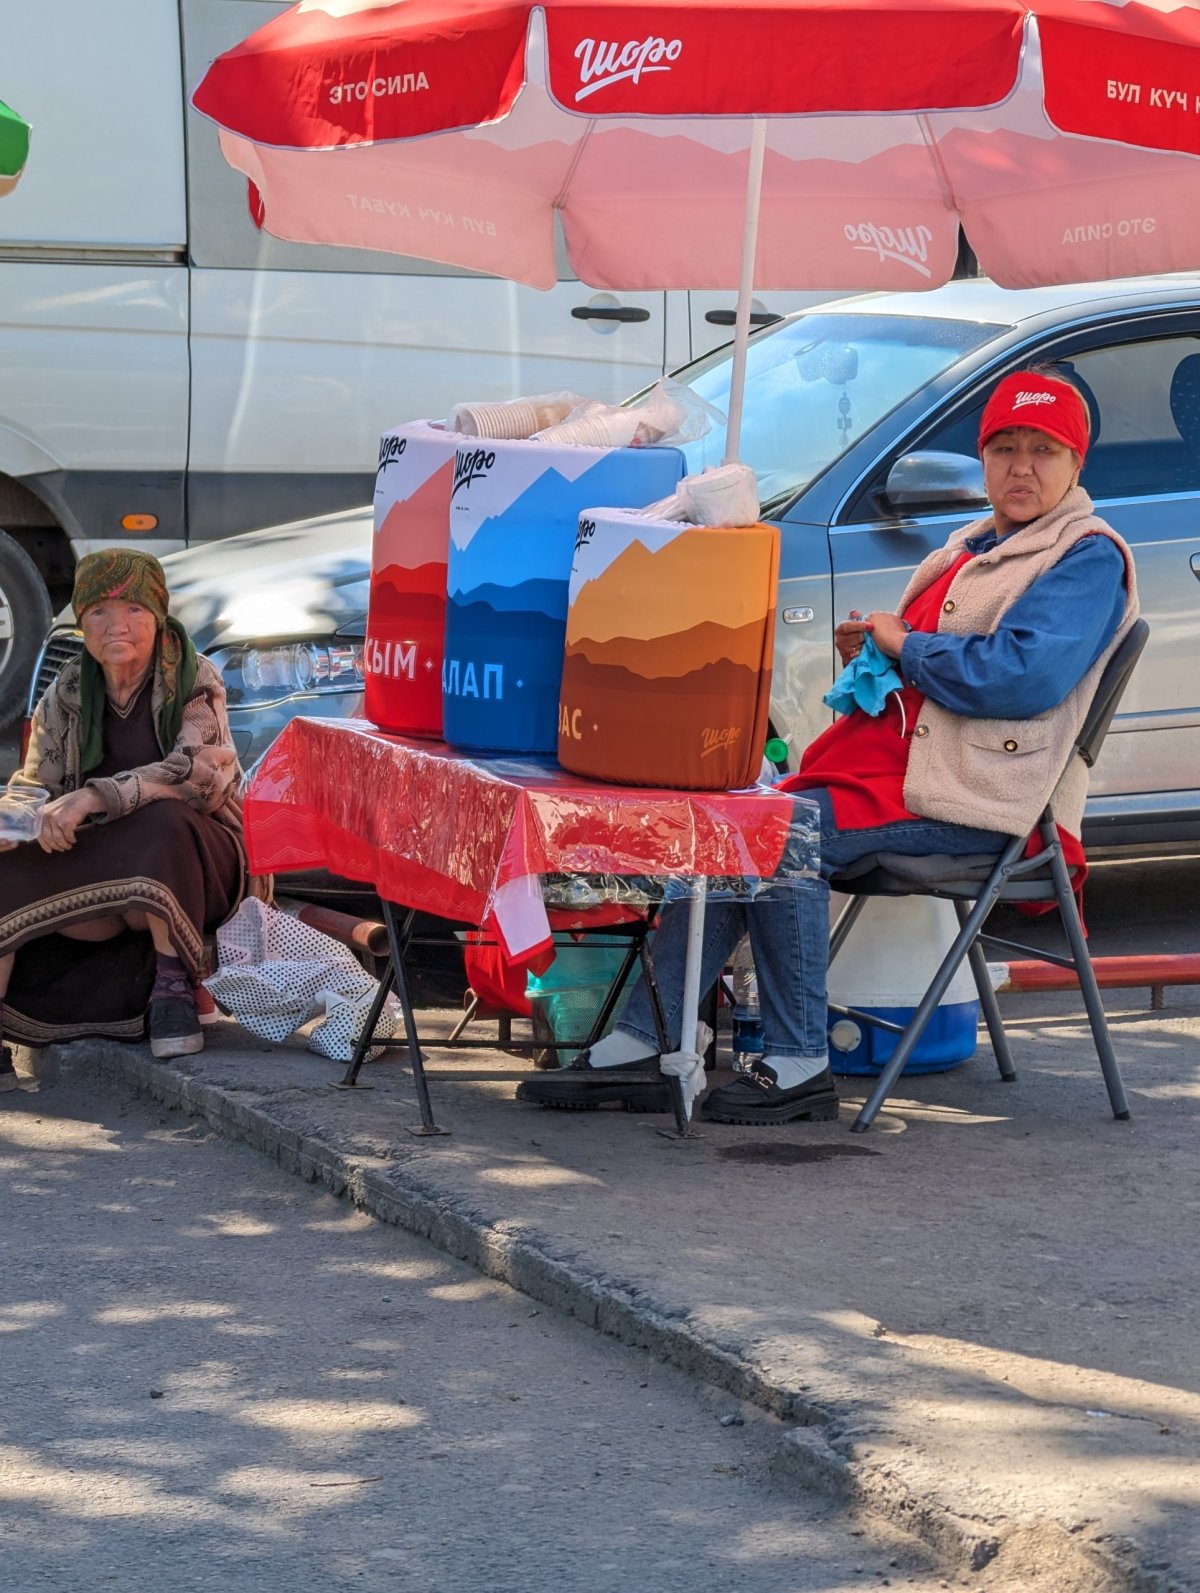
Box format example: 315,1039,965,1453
364,421,461,737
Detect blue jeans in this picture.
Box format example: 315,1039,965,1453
616,788,1008,1060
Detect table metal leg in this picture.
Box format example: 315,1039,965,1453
383,903,449,1137
337,960,396,1089
581,928,646,1049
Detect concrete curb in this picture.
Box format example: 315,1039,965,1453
48,1038,1177,1593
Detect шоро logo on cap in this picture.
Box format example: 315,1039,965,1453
1012,391,1057,408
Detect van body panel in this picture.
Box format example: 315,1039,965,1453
185,265,671,536
0,0,185,250
0,261,190,546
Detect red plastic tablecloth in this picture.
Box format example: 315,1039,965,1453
244,719,797,965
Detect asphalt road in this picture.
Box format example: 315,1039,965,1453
0,1077,955,1593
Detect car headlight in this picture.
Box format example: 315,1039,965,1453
211,640,366,708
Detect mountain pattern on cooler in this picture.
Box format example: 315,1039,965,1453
559,510,779,790
442,442,684,756
365,422,461,738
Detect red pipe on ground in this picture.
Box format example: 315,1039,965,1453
994,954,1200,993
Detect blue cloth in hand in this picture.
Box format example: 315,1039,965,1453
823,634,904,717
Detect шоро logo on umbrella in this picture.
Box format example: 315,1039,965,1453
573,36,683,103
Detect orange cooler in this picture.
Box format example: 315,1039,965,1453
558,508,779,791
364,421,462,737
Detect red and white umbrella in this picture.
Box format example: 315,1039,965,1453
194,0,1200,1091
194,0,1200,459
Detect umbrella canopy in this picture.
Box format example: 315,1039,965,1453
193,0,1200,293
0,99,30,197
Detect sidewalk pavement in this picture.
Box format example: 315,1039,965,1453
19,979,1200,1593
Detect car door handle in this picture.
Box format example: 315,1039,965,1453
704,309,781,327
1192,553,1200,580
571,304,651,323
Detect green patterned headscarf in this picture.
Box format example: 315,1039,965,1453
71,549,198,774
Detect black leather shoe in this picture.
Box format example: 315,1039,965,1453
149,997,204,1060
515,1049,669,1112
702,1063,839,1126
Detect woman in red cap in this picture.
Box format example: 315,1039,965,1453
519,369,1141,1125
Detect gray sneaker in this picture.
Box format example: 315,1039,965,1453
148,997,204,1060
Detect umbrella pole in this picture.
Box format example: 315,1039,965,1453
679,879,707,1059
723,117,767,466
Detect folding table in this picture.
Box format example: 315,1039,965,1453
243,719,814,1135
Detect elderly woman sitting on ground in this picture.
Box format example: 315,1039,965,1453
0,549,254,1085
518,369,1140,1125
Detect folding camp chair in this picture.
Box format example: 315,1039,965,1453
826,618,1149,1134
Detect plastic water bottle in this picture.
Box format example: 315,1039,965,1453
759,737,790,787
731,966,764,1065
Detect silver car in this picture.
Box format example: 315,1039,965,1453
29,276,1200,852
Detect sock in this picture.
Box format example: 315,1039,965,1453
151,953,193,1004
584,1029,660,1068
757,1053,829,1090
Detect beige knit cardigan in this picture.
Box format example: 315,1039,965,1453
896,487,1139,840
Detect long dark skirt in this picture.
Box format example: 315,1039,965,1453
0,801,244,1045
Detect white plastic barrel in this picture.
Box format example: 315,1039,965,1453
826,895,979,1076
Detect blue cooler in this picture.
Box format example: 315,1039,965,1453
827,896,979,1076
442,438,684,754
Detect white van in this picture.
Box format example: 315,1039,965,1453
0,0,828,727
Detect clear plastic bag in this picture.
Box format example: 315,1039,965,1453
627,376,726,447
532,377,726,451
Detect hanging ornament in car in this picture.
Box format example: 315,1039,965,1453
838,389,854,448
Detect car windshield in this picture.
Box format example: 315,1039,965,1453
673,311,1002,513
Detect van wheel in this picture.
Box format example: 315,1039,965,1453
0,531,52,732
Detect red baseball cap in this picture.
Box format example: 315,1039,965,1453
978,371,1090,461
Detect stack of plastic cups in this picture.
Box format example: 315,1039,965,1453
447,395,578,439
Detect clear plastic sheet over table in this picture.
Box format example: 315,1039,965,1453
243,719,821,1135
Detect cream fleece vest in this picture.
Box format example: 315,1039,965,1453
896,487,1140,840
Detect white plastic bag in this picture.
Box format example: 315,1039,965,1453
205,898,399,1061
677,463,761,527
659,1020,715,1121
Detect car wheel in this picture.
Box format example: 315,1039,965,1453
0,531,52,731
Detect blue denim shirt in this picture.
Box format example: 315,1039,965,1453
899,532,1126,719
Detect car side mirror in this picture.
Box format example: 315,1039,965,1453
883,450,987,512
